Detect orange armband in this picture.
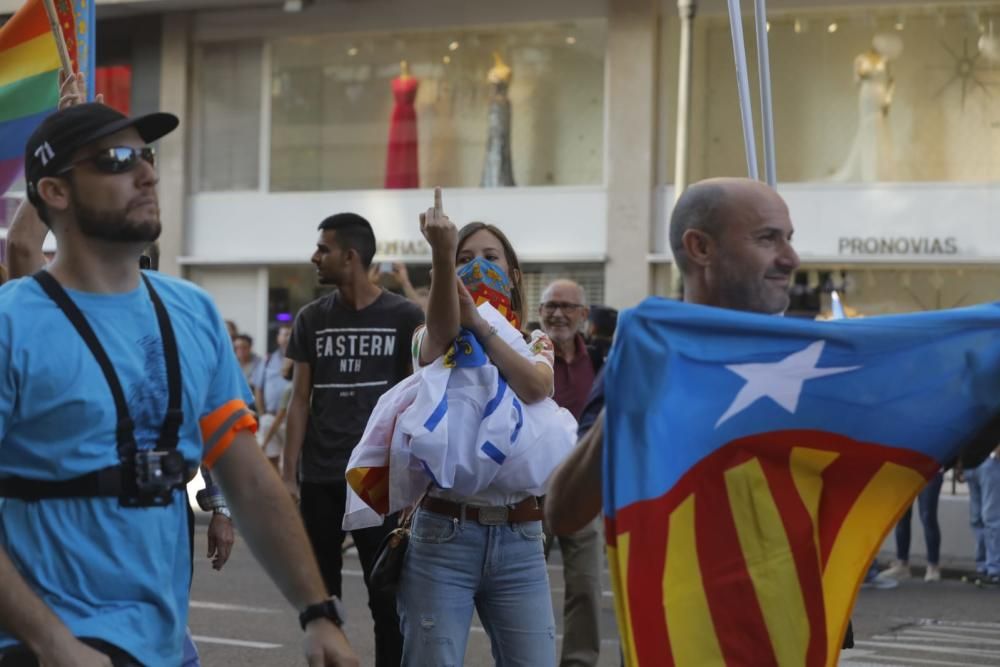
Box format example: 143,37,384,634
200,399,257,469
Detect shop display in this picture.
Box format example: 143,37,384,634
384,60,420,189
832,37,898,182
934,38,998,108
480,52,516,187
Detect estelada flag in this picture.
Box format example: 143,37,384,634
0,0,95,195
603,298,1000,667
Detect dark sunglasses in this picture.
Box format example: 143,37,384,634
57,146,156,176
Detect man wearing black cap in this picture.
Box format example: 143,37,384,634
0,103,358,666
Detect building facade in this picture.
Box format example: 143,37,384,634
2,0,999,349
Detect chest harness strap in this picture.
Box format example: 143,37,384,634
0,271,185,507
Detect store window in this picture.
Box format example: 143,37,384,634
673,4,1000,183
195,41,263,192
95,65,132,115
792,266,1000,317
269,21,606,191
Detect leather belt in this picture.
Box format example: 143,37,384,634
420,495,544,525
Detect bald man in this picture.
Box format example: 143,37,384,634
545,177,800,535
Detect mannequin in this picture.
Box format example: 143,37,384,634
480,52,516,187
385,60,420,188
832,46,896,182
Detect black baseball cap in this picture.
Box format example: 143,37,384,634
25,103,179,208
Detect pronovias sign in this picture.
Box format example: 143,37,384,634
838,237,959,256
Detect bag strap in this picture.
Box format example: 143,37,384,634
401,486,433,530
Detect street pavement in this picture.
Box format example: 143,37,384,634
187,514,999,667
187,525,621,666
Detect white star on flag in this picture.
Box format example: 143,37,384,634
715,340,860,428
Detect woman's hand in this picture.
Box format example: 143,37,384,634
456,278,488,335
419,187,457,258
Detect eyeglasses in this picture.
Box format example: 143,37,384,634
56,146,156,176
540,301,584,315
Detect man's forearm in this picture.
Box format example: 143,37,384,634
0,547,74,654
283,398,308,480
546,410,605,535
7,201,48,279
213,435,327,608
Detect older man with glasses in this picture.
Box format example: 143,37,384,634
539,278,603,667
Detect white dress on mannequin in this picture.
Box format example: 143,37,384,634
832,50,895,182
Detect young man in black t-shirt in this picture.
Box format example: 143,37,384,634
284,213,424,667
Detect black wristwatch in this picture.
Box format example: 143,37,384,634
299,596,345,630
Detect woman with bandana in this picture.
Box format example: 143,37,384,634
398,188,561,666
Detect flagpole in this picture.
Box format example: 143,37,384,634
41,0,74,77
726,0,759,180
674,0,697,202
754,0,777,187
671,0,697,299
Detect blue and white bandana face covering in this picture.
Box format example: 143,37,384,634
456,257,519,329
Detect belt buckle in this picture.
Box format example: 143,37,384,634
477,506,509,525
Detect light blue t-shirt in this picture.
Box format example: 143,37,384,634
0,271,251,666
252,348,290,414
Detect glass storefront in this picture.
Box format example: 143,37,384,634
196,20,606,193
788,265,1000,318
662,2,1000,184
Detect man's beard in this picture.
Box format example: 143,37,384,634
74,200,162,244
718,262,791,315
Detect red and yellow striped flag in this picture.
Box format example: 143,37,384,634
604,298,1000,666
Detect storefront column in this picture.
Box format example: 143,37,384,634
157,13,191,277
603,0,661,309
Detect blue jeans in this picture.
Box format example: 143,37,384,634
967,457,1000,576
398,508,556,667
895,471,944,565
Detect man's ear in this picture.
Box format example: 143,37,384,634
344,247,359,266
681,229,715,268
36,176,72,218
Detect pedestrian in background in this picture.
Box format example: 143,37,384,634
877,471,945,582
283,212,424,667
233,333,262,392
539,278,603,667
253,325,292,467
964,446,1000,585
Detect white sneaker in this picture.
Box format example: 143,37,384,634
877,561,912,581
924,565,942,582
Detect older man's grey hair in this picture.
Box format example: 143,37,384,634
669,183,727,274
541,279,588,307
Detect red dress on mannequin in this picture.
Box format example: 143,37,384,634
384,75,420,189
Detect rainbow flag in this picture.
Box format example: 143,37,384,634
604,298,1000,667
0,0,94,195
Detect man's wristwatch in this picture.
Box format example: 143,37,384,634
212,506,231,519
299,596,345,630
